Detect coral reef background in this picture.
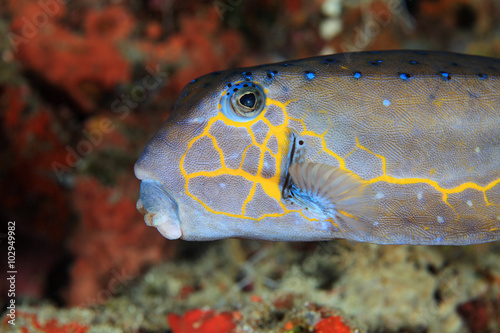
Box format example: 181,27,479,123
1,0,500,332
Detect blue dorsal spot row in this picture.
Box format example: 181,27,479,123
409,60,418,65
190,78,197,84
399,73,411,80
353,71,362,79
305,70,316,80
478,73,487,79
282,63,292,67
243,72,252,80
440,71,451,81
370,60,383,65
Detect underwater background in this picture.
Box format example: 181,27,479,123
1,0,500,332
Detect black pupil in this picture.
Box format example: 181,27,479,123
239,93,256,108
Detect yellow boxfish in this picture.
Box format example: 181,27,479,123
134,50,500,245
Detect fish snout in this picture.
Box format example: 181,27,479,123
136,179,182,239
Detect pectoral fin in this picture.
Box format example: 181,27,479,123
288,162,376,235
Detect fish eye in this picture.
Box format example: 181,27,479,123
239,92,256,108
221,82,266,122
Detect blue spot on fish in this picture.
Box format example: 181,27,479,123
305,71,315,80
383,99,391,106
322,58,339,64
440,71,451,81
478,73,487,79
353,71,362,79
266,70,279,79
409,60,418,65
370,60,383,65
399,73,411,80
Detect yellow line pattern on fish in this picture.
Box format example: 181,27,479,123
179,96,321,221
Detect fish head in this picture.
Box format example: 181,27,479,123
134,67,298,240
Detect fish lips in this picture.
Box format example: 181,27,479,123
136,179,182,239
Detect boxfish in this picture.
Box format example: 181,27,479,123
134,50,500,245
